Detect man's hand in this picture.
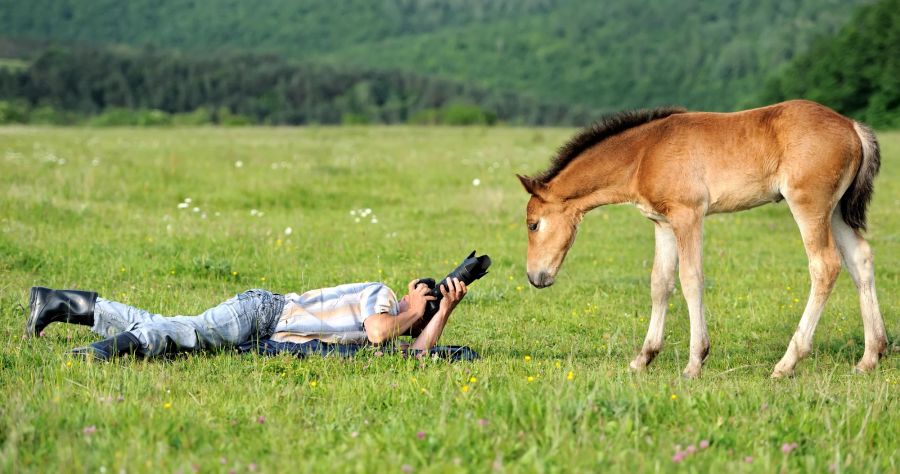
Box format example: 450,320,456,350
406,279,437,318
438,277,467,315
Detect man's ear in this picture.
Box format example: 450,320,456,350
517,174,547,199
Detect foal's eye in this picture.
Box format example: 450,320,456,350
527,222,538,232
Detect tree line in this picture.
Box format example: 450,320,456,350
0,0,869,112
0,44,595,126
763,0,899,128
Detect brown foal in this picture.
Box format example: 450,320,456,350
519,100,884,378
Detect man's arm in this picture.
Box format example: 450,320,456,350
364,309,423,344
409,278,466,352
363,280,434,344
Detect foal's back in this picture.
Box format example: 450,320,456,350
635,100,862,215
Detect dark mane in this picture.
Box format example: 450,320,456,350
534,107,687,183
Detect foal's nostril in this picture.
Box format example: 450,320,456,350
527,271,554,288
538,271,555,288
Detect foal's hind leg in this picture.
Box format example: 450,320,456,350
772,202,842,378
832,210,887,372
630,222,678,371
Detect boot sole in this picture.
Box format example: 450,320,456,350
25,287,40,336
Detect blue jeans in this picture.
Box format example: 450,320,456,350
92,290,285,357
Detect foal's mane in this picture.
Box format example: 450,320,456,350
534,107,687,183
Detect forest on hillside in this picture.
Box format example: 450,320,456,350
0,0,869,111
0,0,896,126
764,0,900,127
0,44,594,125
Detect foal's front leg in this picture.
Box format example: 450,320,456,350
671,210,709,378
630,222,678,371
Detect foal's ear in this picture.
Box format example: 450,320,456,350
517,174,547,197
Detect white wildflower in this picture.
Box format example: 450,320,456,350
354,217,360,223
91,158,100,167
350,210,357,216
472,178,481,186
200,213,207,219
184,198,192,203
235,160,244,168
177,202,189,209
371,217,378,224
192,207,200,213
284,227,293,236
250,209,259,216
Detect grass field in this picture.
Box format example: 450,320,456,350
1,126,897,473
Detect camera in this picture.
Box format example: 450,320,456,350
403,250,491,336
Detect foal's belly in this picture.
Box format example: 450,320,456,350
706,177,782,214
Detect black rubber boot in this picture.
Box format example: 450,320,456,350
26,286,98,336
71,332,142,360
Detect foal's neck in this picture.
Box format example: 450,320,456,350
547,138,638,212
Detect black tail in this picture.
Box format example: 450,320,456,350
841,121,881,231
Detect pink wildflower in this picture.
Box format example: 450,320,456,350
82,425,97,435
256,415,266,424
699,439,710,449
671,451,687,463
781,442,798,454
686,444,697,454
416,431,426,440
744,456,754,463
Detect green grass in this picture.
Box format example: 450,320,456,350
0,126,897,473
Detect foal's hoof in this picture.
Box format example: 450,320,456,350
854,356,879,374
680,368,701,379
852,365,875,375
628,358,648,372
770,368,794,379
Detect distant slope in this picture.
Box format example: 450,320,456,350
0,44,594,125
324,0,870,111
0,0,870,112
0,0,559,57
763,0,899,127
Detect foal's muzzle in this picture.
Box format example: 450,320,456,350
527,271,555,288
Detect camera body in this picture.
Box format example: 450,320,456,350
403,250,491,337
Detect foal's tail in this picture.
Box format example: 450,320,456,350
842,121,881,231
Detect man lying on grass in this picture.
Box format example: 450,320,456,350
25,278,471,360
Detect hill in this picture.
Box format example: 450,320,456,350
0,44,594,125
763,0,899,127
0,0,870,112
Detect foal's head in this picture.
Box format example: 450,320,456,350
518,175,582,288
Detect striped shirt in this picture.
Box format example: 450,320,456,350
270,282,398,344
